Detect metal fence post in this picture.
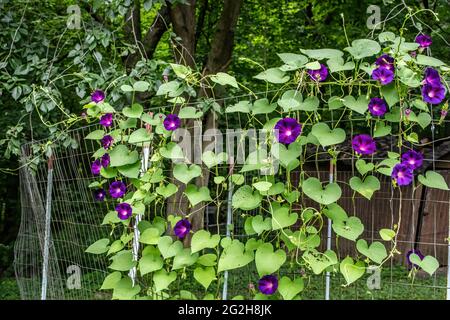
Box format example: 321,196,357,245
325,159,334,300
222,157,234,300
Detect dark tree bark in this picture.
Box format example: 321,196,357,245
123,0,143,70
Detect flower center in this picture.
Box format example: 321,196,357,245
428,90,435,98
397,171,404,178
285,130,292,136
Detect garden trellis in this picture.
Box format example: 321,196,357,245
13,27,450,300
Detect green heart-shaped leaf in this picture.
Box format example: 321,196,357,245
344,39,381,59
123,103,143,118
418,171,449,190
277,90,302,112
184,185,212,206
356,239,387,264
217,239,254,272
311,123,346,147
349,175,380,200
173,163,202,184
191,230,220,253
271,142,302,169
153,269,177,292
172,248,199,270
159,142,184,160
278,276,304,300
157,236,183,259
355,159,375,176
302,177,342,205
139,247,164,275
156,183,178,198
109,145,139,167
252,98,277,115
303,250,338,275
271,203,298,230
332,216,364,241
201,151,228,168
178,107,203,119
193,267,216,290
409,112,432,129
340,257,366,285
251,215,272,235
255,243,286,277
232,185,262,210
343,95,369,115
109,250,136,272
409,254,439,276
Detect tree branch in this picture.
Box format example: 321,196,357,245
123,0,143,70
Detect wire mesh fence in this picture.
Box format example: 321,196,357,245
13,98,450,300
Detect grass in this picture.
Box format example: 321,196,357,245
1,265,447,300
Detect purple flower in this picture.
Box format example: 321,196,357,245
307,63,328,82
352,134,376,155
93,189,106,201
392,163,414,186
91,159,102,175
274,118,302,145
404,108,412,117
409,51,417,59
101,153,110,168
109,181,126,198
423,68,442,86
406,249,424,269
368,97,387,117
401,150,423,170
99,113,113,127
258,275,278,295
115,202,132,220
101,135,114,149
372,67,394,85
421,83,446,104
163,114,181,131
91,90,105,103
415,34,432,49
173,219,191,239
375,54,395,71
441,109,448,117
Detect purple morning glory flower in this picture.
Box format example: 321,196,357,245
441,109,448,117
274,118,302,145
375,54,395,71
368,97,387,117
352,134,376,155
258,275,278,295
101,153,110,168
415,34,432,49
372,67,394,85
93,189,106,201
401,150,423,170
423,68,442,86
307,63,328,82
91,159,102,175
115,202,132,220
109,181,126,198
99,113,113,127
421,83,446,104
101,135,114,149
406,249,424,269
91,90,105,103
173,219,191,239
163,114,181,131
392,163,414,186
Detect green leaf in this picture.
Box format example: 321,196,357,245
153,269,177,292
418,171,449,190
140,228,161,245
303,250,338,275
416,54,445,67
112,277,140,300
379,228,396,241
191,230,220,253
255,243,286,277
86,238,109,254
378,31,396,43
157,236,183,259
252,98,277,115
278,276,304,300
160,142,184,160
332,217,364,241
356,239,387,264
109,250,136,271
270,203,298,230
172,248,199,270
328,96,344,110
178,107,203,119
380,84,399,107
197,254,217,267
340,257,365,285
253,181,272,192
202,151,228,168
310,123,346,147
300,48,343,60
193,267,216,290
225,100,251,113
184,185,212,206
408,112,432,129
156,183,178,198
217,239,254,272
118,161,140,179
327,57,355,73
210,72,239,88
349,175,380,200
277,90,303,112
355,159,374,176
254,68,289,83
133,81,150,92
271,142,302,169
85,130,105,140
373,122,391,138
109,145,139,167
345,39,381,59
397,67,422,87
128,128,152,144
139,247,163,275
156,80,181,96
123,103,143,118
302,177,342,205
232,185,262,210
173,163,202,184
343,95,369,115
107,240,125,256
170,63,191,79
277,53,308,69
249,216,272,235
409,254,439,276
100,272,122,290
